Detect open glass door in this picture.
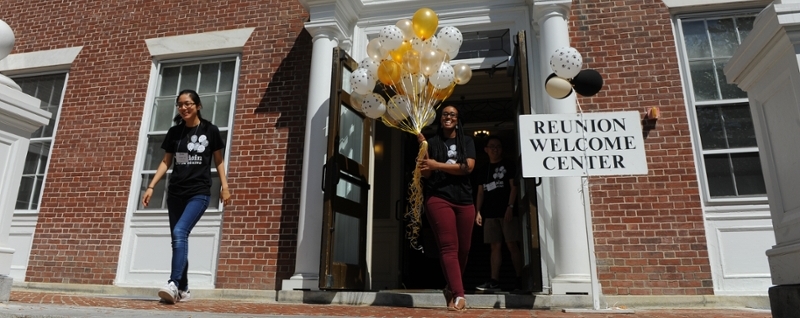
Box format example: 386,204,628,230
319,47,372,290
513,30,543,292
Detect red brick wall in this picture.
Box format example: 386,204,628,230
1,0,310,289
570,1,712,295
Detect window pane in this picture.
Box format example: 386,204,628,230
160,67,180,96
705,154,736,197
219,61,236,92
690,60,718,101
682,21,711,59
214,94,232,127
696,106,726,149
737,17,755,44
15,176,35,210
342,67,352,95
139,173,168,210
180,65,200,91
209,175,221,210
731,152,766,196
333,212,360,264
339,105,364,164
30,177,43,210
144,134,167,170
199,63,220,93
708,18,738,57
151,97,176,131
336,174,362,203
722,104,757,148
716,59,747,99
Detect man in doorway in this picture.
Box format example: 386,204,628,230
475,136,523,292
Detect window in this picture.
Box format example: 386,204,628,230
14,73,66,210
139,57,238,210
679,13,766,199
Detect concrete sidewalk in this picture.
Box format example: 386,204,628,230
0,290,774,318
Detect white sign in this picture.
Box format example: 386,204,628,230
518,111,648,177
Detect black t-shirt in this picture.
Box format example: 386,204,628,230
424,135,476,205
477,159,517,218
162,121,225,198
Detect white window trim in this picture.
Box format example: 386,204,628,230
145,28,255,61
674,9,769,205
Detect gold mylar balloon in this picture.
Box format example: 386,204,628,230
378,60,402,86
430,82,456,100
412,8,438,40
390,41,413,65
545,76,573,99
420,48,445,76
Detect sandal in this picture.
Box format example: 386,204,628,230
442,286,454,308
448,296,467,311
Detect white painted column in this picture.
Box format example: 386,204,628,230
282,28,339,291
533,2,592,295
0,19,50,301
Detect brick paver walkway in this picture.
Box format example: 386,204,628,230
7,291,773,318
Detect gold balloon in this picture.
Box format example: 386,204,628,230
427,82,456,100
390,41,413,65
420,48,445,76
545,76,573,99
378,60,402,86
412,8,438,40
453,63,472,84
396,19,415,41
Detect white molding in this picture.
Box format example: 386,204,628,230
664,0,772,15
145,28,255,60
0,46,82,76
0,85,49,137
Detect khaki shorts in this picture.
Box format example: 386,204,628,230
483,217,522,243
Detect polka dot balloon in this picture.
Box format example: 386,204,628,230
437,26,462,54
379,25,405,52
361,93,387,119
350,68,375,95
429,62,455,89
549,46,583,79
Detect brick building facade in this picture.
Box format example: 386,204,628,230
0,0,774,299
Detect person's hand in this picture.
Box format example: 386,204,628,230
504,208,513,223
417,158,438,171
416,133,426,144
142,188,153,207
475,211,483,226
221,188,231,206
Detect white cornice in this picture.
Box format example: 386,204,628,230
0,46,83,76
0,84,50,136
725,3,800,89
145,28,255,60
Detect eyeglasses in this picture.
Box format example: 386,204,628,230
175,102,196,109
442,112,458,118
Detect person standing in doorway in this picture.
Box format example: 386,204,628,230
142,89,231,304
474,136,523,292
417,105,476,311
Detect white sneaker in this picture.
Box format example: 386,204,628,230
158,281,179,304
179,290,191,302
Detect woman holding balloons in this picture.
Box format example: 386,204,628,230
417,105,476,311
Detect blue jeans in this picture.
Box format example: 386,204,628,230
166,194,210,291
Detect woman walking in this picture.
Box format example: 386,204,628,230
417,105,476,311
142,89,231,304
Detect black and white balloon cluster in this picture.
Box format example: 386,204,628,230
545,47,603,99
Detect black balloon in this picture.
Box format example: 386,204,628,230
571,69,603,96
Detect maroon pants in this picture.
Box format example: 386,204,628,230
425,196,475,298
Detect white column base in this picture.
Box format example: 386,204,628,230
281,274,319,291
551,274,593,295
0,247,14,276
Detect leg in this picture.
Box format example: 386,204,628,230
502,217,525,288
490,242,502,281
477,219,502,291
168,194,210,291
425,197,464,297
452,203,475,278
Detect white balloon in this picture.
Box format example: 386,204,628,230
359,57,380,80
350,68,375,95
361,93,387,119
411,35,438,52
429,63,455,89
549,47,583,79
396,19,415,41
437,26,463,53
444,46,459,60
379,25,405,51
388,95,411,121
350,92,367,111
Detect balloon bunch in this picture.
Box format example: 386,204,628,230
544,47,604,99
348,8,473,251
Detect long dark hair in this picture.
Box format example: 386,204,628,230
173,89,209,125
428,105,469,173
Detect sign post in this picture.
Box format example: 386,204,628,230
519,111,647,312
